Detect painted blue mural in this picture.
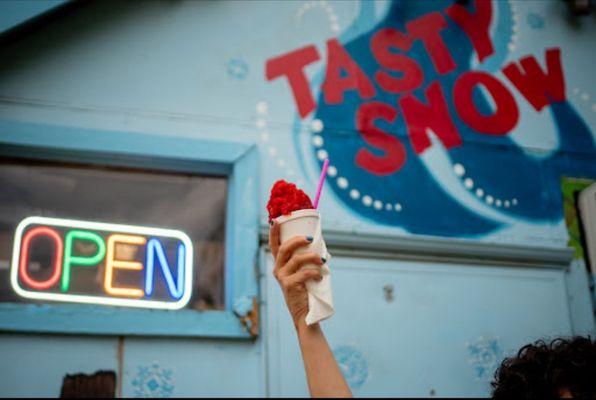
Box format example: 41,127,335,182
465,336,502,382
227,58,249,81
131,364,174,398
333,344,369,390
266,0,596,237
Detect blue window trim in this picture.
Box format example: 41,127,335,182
0,119,259,339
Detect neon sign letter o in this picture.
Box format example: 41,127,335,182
19,227,64,290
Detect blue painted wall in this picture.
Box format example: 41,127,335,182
0,0,594,397
263,255,575,397
0,334,119,397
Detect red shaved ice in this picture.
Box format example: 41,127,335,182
267,180,314,222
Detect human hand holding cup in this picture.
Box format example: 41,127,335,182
270,209,333,327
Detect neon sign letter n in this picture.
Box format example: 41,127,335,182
145,238,185,299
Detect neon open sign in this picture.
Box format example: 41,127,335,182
11,216,193,310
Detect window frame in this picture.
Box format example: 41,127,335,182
0,119,259,339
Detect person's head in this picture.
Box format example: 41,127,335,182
491,336,595,399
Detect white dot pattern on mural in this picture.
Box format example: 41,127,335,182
327,165,337,177
362,195,372,207
256,101,296,179
313,142,404,213
260,101,404,214
296,0,341,34
454,163,465,177
454,162,518,209
572,87,596,113
312,135,324,147
311,119,324,133
256,101,268,115
508,0,520,53
317,149,329,160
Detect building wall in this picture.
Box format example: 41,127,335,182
0,0,594,396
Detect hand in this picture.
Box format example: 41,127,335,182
269,221,324,328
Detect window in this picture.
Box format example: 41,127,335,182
0,120,259,338
0,158,227,310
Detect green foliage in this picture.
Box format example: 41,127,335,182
561,177,594,259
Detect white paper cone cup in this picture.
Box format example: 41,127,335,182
275,209,334,325
275,209,327,271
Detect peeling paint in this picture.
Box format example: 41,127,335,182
234,296,259,338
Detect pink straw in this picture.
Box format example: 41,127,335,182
313,158,330,209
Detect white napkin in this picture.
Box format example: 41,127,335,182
303,217,334,325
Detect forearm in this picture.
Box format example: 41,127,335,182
296,321,353,398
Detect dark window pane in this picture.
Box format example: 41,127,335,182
0,158,226,310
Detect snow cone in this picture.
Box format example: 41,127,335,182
267,179,333,325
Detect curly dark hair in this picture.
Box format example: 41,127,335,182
491,336,596,399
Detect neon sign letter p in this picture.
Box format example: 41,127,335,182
61,230,106,292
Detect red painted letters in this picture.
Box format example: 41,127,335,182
502,48,566,111
371,28,424,93
446,0,494,63
454,71,519,135
323,39,377,104
406,12,456,75
399,81,462,154
265,44,321,118
355,102,406,175
264,0,568,176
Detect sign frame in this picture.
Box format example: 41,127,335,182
12,216,194,310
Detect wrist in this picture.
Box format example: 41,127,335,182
295,318,320,336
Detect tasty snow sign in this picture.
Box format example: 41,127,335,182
262,0,595,238
11,216,193,310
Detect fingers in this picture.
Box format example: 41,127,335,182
274,235,312,272
269,221,280,259
279,252,323,278
287,268,322,286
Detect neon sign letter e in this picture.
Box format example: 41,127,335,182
104,234,146,298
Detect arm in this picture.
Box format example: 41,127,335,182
269,222,352,398
296,320,353,398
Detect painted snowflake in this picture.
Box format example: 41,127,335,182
526,12,545,30
132,364,174,398
466,336,502,381
226,58,249,80
333,345,369,389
